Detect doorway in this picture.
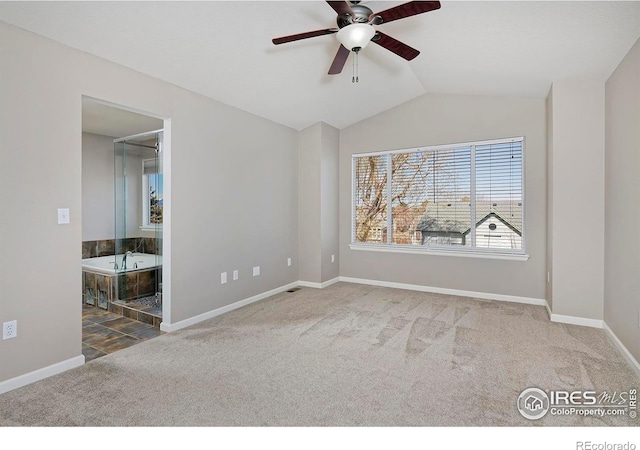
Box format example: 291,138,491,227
81,97,170,360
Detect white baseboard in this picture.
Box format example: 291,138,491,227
0,355,85,395
160,281,299,332
298,277,340,289
603,322,640,378
548,311,604,329
338,276,546,306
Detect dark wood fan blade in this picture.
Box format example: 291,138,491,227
372,32,420,61
371,1,441,24
272,28,338,45
328,45,350,74
326,1,355,17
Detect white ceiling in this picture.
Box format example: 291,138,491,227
2,1,640,130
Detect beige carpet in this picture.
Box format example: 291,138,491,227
0,282,638,426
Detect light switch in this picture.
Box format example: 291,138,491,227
221,272,227,284
57,208,70,224
233,270,239,281
253,266,260,277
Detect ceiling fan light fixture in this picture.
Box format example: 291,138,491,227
336,23,375,51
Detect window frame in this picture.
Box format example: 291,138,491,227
141,158,163,230
350,136,528,261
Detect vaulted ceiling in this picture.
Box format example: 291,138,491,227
1,1,640,130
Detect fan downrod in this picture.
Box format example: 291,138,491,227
337,3,374,28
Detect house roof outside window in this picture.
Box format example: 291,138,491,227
416,201,522,236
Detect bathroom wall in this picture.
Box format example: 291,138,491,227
0,22,298,387
82,132,147,242
82,133,115,241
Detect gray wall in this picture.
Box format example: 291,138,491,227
298,122,340,284
547,81,605,321
339,93,547,300
604,37,640,361
169,91,298,323
298,123,322,283
320,122,339,282
0,22,298,384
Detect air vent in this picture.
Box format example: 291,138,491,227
287,287,301,293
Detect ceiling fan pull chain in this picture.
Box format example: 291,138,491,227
352,50,356,83
352,49,360,83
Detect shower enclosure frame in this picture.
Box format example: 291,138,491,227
113,128,166,320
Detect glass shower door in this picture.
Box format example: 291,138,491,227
114,131,163,309
149,132,163,305
114,140,128,302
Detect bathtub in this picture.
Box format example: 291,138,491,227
83,253,162,308
82,253,162,275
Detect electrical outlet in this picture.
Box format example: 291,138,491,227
253,266,260,277
221,272,227,284
287,257,292,267
3,320,17,340
233,270,239,281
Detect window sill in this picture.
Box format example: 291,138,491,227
140,225,163,232
348,244,529,261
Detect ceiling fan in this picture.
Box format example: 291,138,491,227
272,1,441,79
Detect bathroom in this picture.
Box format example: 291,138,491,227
81,98,165,328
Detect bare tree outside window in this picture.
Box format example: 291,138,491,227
354,155,388,243
354,150,460,244
149,185,162,224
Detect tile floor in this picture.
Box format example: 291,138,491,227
82,305,164,362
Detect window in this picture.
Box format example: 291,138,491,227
352,137,524,256
142,158,163,227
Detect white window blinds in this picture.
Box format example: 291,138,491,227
352,137,524,254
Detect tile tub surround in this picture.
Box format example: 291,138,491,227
115,269,159,302
82,237,162,259
82,238,163,327
83,267,160,302
83,270,115,310
110,297,163,328
82,264,162,328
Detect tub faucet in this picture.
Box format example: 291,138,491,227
121,251,134,270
